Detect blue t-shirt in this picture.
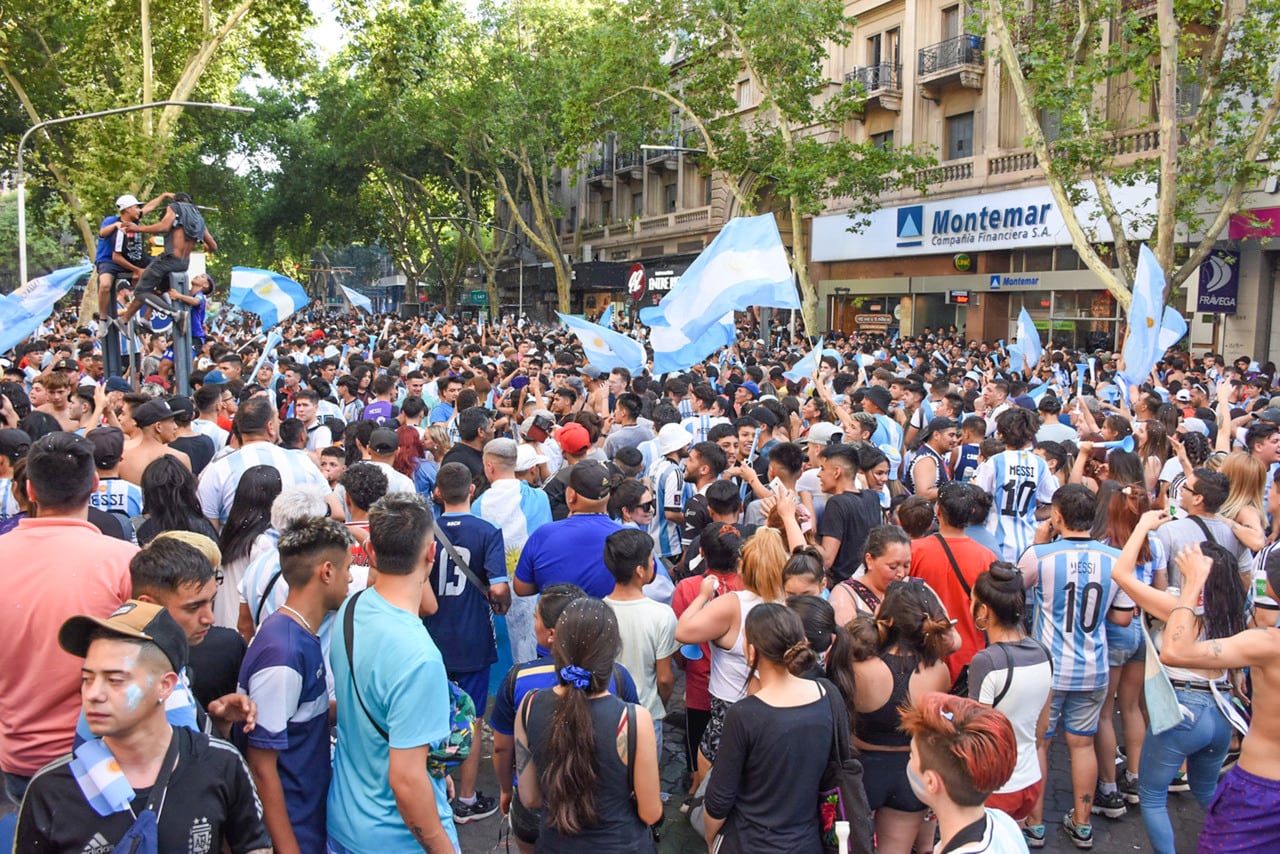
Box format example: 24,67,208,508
515,513,621,598
362,401,396,425
190,291,207,339
237,612,330,853
429,402,455,425
95,215,119,265
424,512,508,673
328,589,459,852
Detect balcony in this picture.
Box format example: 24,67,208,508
917,34,986,100
644,147,682,171
585,160,614,187
844,63,903,112
914,157,975,185
617,151,645,180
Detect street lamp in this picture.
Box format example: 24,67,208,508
16,100,255,285
638,144,706,153
426,216,532,319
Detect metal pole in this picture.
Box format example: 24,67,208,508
16,100,254,285
518,260,524,321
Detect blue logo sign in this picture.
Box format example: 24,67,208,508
896,206,923,248
1197,249,1239,314
989,274,1002,290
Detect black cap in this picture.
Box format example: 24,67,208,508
59,600,189,672
131,398,179,427
568,460,612,500
369,427,400,454
86,426,124,469
0,428,31,462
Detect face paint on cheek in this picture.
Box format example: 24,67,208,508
906,763,929,802
124,683,144,712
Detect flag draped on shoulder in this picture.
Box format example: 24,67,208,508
228,267,310,328
340,284,373,313
1120,245,1166,387
557,312,646,374
0,264,92,355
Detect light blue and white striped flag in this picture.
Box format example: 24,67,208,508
0,264,92,355
649,214,799,348
1015,307,1043,373
69,737,135,816
1158,305,1188,351
640,305,736,375
228,267,309,328
599,304,614,328
1120,245,1166,387
783,339,842,384
249,329,284,383
557,312,646,374
340,284,373,313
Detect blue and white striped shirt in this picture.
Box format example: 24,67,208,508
975,449,1057,562
197,441,328,524
647,456,685,557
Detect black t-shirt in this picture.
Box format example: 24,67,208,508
818,490,884,583
15,726,269,853
135,513,218,547
682,492,713,552
188,627,247,710
441,442,488,496
170,434,215,476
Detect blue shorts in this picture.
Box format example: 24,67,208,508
1106,619,1146,667
1046,688,1107,738
450,667,492,718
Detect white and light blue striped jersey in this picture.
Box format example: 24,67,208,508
0,477,20,520
1021,538,1133,692
975,449,1057,562
680,414,728,445
197,440,328,524
89,477,144,519
647,455,685,558
677,399,695,419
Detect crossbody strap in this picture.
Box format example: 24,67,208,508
343,589,389,741
991,643,1017,707
934,533,971,596
626,702,637,795
1189,515,1218,547
435,524,489,595
255,568,284,626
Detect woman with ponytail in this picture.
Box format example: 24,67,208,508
788,594,858,727
847,580,954,853
515,598,662,851
703,603,856,852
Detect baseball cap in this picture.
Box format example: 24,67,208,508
51,357,78,372
59,600,188,672
104,376,131,393
568,460,612,500
579,364,605,380
555,422,591,456
747,405,778,428
369,427,400,454
657,422,693,456
167,395,195,423
86,426,125,469
800,422,843,447
0,428,31,461
1175,389,1192,403
515,444,548,472
202,370,227,386
741,381,760,398
131,398,179,427
1180,417,1210,437
115,194,141,210
1253,408,1280,424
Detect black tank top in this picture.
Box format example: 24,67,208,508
855,651,917,748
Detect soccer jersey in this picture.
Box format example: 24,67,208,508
89,477,144,519
0,477,19,520
954,443,981,482
197,441,327,525
424,512,508,672
237,612,331,854
975,448,1056,562
1020,538,1134,692
680,414,728,445
648,455,685,557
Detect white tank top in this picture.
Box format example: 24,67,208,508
708,590,764,702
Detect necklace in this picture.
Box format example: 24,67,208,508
280,604,314,634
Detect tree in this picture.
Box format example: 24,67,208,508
0,0,311,318
982,0,1280,307
589,0,937,332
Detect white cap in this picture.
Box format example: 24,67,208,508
657,422,693,456
802,422,843,447
515,444,548,472
115,194,141,210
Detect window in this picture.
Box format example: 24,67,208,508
632,192,644,217
942,5,962,39
601,199,612,222
568,206,577,231
946,112,974,159
736,79,753,109
868,32,883,66
664,182,678,212
1039,107,1064,143
703,175,713,206
872,130,894,150
885,28,901,66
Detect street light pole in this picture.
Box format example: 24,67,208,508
16,100,254,285
426,216,526,319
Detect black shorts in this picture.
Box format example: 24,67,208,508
135,253,188,296
860,750,927,813
511,787,541,843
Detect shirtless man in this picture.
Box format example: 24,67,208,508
1162,543,1280,850
117,192,217,328
119,397,191,485
32,370,78,431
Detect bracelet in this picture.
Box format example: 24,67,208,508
1168,605,1197,619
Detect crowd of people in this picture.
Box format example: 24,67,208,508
2,282,1280,854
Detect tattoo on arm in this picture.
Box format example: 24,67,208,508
1210,640,1223,658
409,823,428,848
515,739,531,775
1171,625,1186,642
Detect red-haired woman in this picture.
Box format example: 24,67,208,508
899,692,1028,852
393,424,435,495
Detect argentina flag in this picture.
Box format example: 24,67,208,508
650,214,799,347
557,312,646,374
340,284,374,313
641,305,736,375
783,339,841,384
0,264,92,354
69,737,136,816
228,267,310,328
1120,245,1166,387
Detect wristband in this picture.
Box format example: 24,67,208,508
1168,605,1197,618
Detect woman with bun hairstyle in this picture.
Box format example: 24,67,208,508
787,594,858,728
515,597,662,851
848,580,955,853
703,603,868,853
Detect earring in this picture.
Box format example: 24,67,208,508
975,615,989,631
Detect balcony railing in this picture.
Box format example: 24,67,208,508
917,34,986,76
845,63,902,92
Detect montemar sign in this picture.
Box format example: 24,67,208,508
812,183,1155,261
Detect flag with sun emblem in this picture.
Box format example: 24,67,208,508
1119,244,1166,387
556,312,646,374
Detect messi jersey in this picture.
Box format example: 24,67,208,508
89,478,144,519
1023,539,1134,692
975,449,1056,562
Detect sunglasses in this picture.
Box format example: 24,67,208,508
630,501,655,512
